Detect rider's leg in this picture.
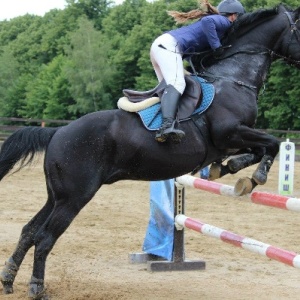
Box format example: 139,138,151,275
150,33,186,142
155,85,185,142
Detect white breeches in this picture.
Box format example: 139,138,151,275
150,33,186,95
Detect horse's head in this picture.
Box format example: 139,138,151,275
279,6,300,68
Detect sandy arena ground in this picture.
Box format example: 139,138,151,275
0,158,300,300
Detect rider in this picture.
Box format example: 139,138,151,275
151,0,246,143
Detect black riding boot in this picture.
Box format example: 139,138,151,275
155,85,185,143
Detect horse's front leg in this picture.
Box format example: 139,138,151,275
212,125,280,195
1,201,53,295
252,154,275,185
209,150,264,180
233,153,276,196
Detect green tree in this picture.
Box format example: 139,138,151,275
0,46,23,116
101,0,149,101
20,55,75,120
65,17,115,114
257,62,300,130
8,75,31,118
0,15,40,47
39,9,80,60
66,0,112,30
20,65,52,119
43,56,76,120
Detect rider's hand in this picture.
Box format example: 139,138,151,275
213,46,224,58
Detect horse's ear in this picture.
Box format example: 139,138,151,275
277,4,286,13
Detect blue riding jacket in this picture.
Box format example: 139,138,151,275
168,14,231,56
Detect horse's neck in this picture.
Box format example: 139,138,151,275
207,54,271,91
207,16,286,90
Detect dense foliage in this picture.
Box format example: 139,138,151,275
0,0,299,129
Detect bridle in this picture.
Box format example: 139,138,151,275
281,11,300,65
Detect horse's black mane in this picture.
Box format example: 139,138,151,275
231,7,278,34
223,3,294,43
224,6,279,41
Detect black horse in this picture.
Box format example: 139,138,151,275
1,4,300,299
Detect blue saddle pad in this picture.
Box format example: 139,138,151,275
137,77,215,131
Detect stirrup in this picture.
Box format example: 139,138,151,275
155,121,185,143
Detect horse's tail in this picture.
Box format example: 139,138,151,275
0,126,59,181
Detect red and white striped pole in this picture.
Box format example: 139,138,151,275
176,175,300,213
177,175,236,196
175,214,300,269
251,191,300,211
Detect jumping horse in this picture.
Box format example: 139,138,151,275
1,4,300,299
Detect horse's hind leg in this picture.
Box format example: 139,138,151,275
1,200,54,294
28,195,94,299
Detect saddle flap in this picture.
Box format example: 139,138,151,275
178,76,202,120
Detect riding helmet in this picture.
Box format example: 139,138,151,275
217,0,246,14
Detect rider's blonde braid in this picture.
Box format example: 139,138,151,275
167,0,219,24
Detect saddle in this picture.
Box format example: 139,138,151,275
122,75,202,119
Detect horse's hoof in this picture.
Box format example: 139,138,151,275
28,277,48,300
234,177,254,196
1,280,14,294
0,258,18,294
208,163,221,180
28,287,49,300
